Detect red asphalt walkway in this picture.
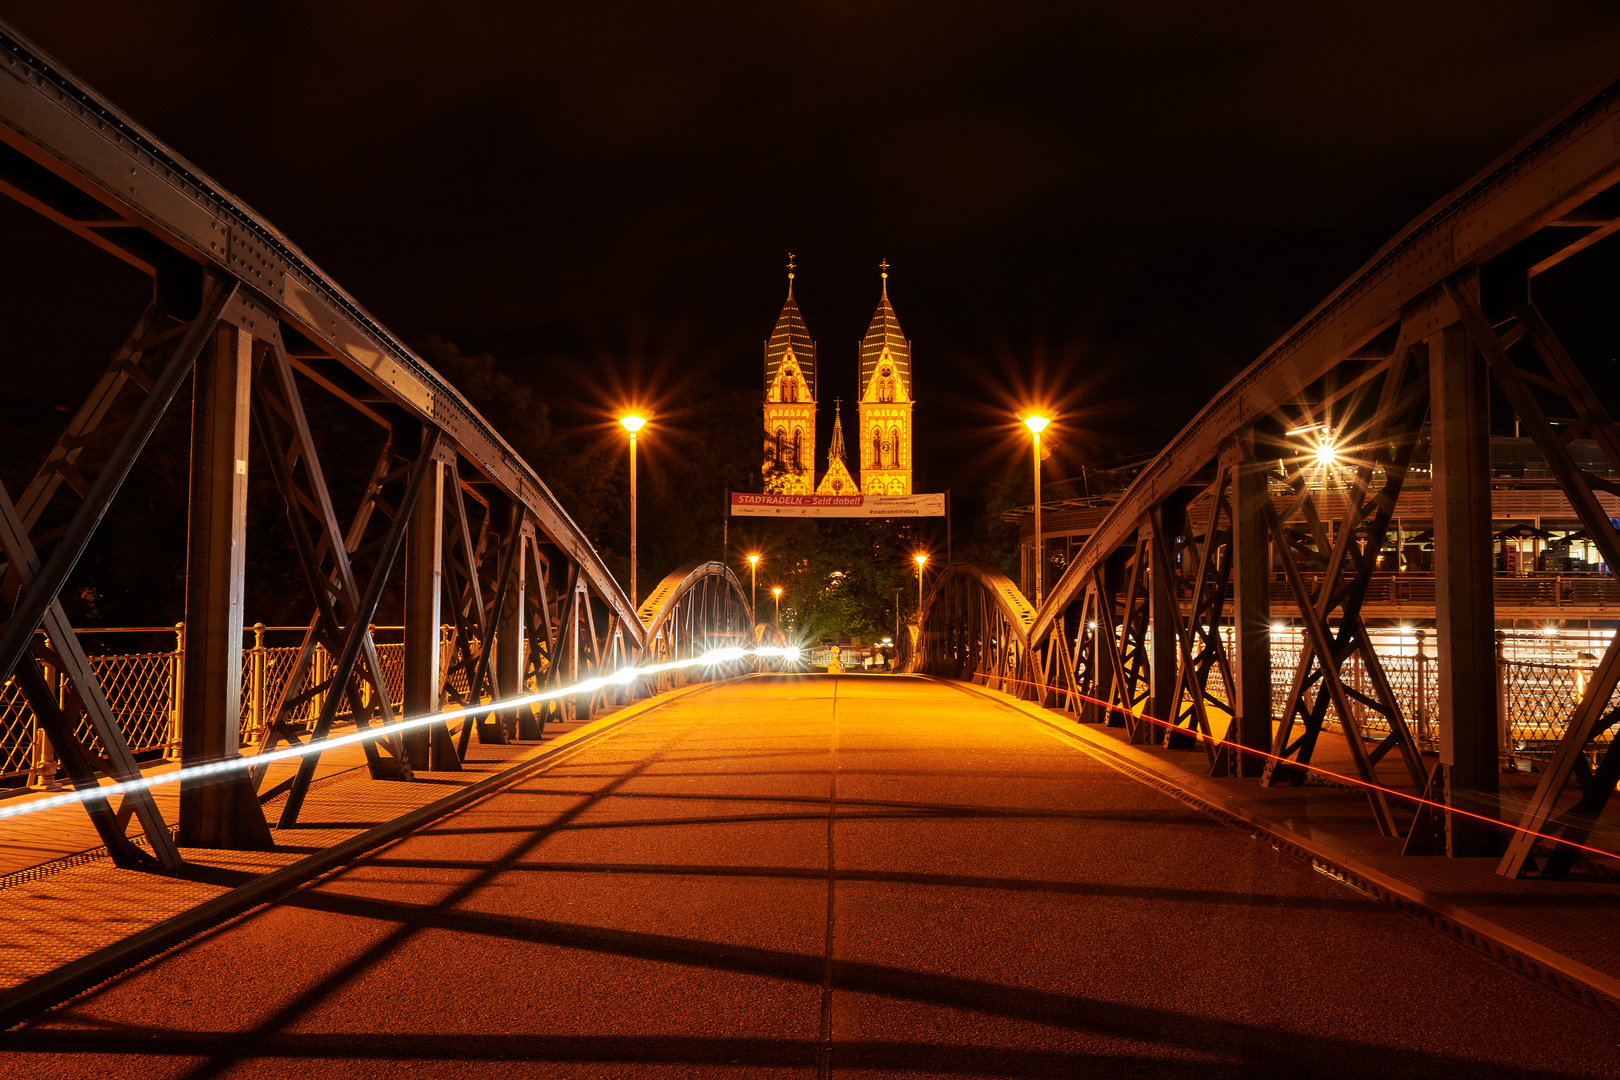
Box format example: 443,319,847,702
3,674,1618,1078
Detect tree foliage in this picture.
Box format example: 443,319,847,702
422,336,759,598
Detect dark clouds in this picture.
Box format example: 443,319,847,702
7,2,1620,493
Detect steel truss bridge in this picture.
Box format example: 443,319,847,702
0,11,1616,911
0,22,750,868
915,68,1620,879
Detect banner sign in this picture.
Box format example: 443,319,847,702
730,492,946,518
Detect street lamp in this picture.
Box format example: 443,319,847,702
1287,422,1340,481
1021,414,1051,604
747,553,760,617
619,414,647,606
914,552,929,620
771,585,783,625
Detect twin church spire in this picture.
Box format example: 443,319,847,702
761,258,915,496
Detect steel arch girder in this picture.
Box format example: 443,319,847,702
915,563,1035,691
1027,66,1620,646
0,20,643,653
638,561,752,653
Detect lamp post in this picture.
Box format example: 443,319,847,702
1022,414,1051,604
772,585,783,625
747,553,760,617
913,553,928,621
619,414,647,606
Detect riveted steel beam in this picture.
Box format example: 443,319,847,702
0,20,641,651
1032,65,1620,646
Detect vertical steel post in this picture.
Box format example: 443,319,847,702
1429,321,1501,856
179,325,272,849
1032,430,1043,605
32,645,60,788
498,526,528,736
1147,514,1179,733
1228,438,1272,775
403,455,448,770
30,709,57,789
249,622,265,743
1495,629,1509,755
628,429,638,609
570,581,583,720
1415,628,1429,745
169,621,184,757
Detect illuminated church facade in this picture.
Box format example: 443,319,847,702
762,259,915,496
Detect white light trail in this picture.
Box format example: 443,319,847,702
0,645,805,825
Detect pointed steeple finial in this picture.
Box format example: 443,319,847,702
879,258,889,299
829,397,847,465
786,251,796,298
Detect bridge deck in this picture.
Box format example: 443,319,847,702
4,674,1618,1077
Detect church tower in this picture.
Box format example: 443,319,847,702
857,261,913,495
815,399,858,495
762,255,816,494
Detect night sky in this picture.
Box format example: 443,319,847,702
7,3,1620,499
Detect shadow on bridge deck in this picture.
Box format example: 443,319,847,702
2,674,1617,1078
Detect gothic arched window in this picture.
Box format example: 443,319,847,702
775,426,785,464
879,365,894,403
890,427,901,468
872,428,883,469
784,374,797,403
792,430,803,470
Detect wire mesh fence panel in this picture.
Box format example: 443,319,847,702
0,678,36,783
1502,659,1620,747
238,648,257,738
1267,637,1440,750
248,644,324,743
1270,642,1303,721
374,642,405,708
1504,660,1578,744
3,627,435,786
85,652,177,754
445,640,474,702
1376,653,1439,749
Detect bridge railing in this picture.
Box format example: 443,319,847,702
914,565,1615,772
0,625,453,791
0,15,671,862
1,637,187,788
1084,571,1620,611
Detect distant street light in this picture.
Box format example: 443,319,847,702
619,414,647,606
747,553,761,616
1021,414,1051,604
1289,422,1340,477
914,553,929,621
772,585,783,624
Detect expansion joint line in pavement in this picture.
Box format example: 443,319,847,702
818,676,840,1079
